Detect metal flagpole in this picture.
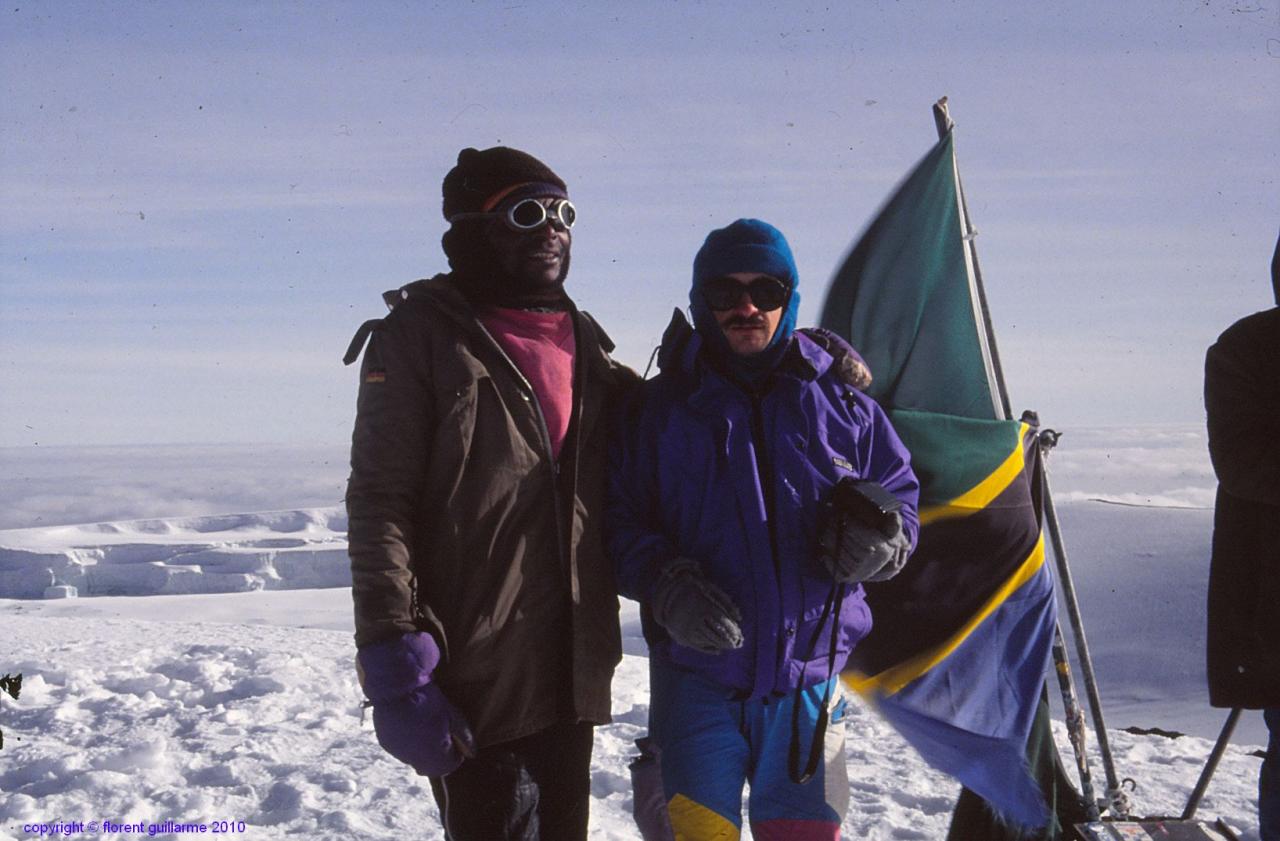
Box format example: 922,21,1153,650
931,97,1128,818
932,97,1012,421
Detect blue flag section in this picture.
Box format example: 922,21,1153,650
820,129,1059,828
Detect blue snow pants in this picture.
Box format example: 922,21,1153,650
646,659,849,841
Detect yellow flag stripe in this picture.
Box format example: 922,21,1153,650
917,421,1030,526
843,532,1046,697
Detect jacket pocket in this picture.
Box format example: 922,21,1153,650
434,357,488,455
428,361,541,517
793,586,872,681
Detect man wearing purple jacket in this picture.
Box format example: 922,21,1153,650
608,219,920,841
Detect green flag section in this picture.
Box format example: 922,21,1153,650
890,410,1027,513
819,130,1002,420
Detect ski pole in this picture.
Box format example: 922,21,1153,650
1181,708,1242,820
1039,430,1129,817
1051,623,1101,822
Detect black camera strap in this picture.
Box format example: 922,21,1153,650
788,576,845,785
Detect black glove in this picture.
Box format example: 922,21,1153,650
818,511,911,584
651,558,744,654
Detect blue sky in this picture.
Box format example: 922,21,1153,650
2,1,1277,447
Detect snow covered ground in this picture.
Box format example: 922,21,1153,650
0,427,1267,839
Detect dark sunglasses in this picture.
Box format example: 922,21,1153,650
702,275,791,312
449,198,576,232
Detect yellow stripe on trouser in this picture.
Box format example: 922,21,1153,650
667,793,740,841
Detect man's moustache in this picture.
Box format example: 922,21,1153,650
724,316,767,329
523,244,562,257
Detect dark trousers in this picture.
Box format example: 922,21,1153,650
1263,708,1280,841
946,689,1086,841
429,720,594,841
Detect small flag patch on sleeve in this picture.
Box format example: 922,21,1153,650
365,369,386,384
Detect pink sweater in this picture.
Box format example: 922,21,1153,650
479,308,576,460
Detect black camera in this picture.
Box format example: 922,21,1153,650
827,478,902,533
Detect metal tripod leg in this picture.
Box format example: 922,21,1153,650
1181,708,1242,820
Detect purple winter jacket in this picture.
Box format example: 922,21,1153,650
608,313,919,699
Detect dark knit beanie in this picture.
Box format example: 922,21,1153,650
692,218,798,292
441,146,567,221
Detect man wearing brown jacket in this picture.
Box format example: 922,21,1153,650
344,147,636,840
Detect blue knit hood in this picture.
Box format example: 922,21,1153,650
688,219,801,383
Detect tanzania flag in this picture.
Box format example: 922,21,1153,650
820,129,1059,827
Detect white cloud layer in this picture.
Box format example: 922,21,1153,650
0,444,347,530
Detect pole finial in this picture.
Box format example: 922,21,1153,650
932,97,954,138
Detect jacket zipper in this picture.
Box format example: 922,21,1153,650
473,319,570,572
748,393,782,585
748,391,787,698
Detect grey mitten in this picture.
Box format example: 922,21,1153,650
651,558,744,654
819,511,912,584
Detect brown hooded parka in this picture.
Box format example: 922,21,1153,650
346,274,636,746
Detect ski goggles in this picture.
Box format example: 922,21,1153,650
450,198,577,232
702,275,791,312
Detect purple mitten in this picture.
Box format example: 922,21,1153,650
357,631,476,777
